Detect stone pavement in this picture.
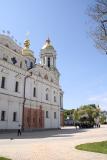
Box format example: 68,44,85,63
0,125,107,160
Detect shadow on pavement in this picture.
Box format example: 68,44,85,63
0,127,87,139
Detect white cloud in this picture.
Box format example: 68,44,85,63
88,93,107,111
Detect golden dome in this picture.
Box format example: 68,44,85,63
24,39,30,48
42,38,54,49
22,39,34,57
22,50,34,57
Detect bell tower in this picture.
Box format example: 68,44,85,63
40,38,56,69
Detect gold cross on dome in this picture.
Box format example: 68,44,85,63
26,31,30,39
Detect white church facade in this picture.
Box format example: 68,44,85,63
0,34,63,130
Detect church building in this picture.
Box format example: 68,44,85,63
0,33,63,130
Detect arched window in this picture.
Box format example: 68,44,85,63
53,91,57,102
54,96,56,102
33,87,36,97
11,57,17,64
30,62,33,68
46,88,49,100
46,93,48,100
48,57,50,67
20,61,22,68
43,57,45,64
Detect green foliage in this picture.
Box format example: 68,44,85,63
73,104,101,125
76,141,107,154
64,109,75,120
64,111,67,120
100,114,106,124
0,157,11,160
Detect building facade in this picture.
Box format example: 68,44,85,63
0,34,63,130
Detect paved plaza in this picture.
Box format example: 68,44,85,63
0,125,107,160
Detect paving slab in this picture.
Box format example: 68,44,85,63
0,125,107,160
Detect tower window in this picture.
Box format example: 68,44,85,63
33,87,36,97
13,112,17,121
1,77,5,89
48,57,50,67
1,111,6,121
15,81,19,92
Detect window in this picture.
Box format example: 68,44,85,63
33,87,36,97
1,111,6,121
51,78,53,82
46,93,48,100
25,60,27,66
60,95,62,107
20,61,22,68
54,112,56,119
1,77,5,89
30,62,33,68
43,58,45,64
54,96,56,102
13,112,17,121
46,111,49,118
44,74,48,80
38,72,41,77
11,57,17,64
3,57,7,61
5,44,9,48
15,81,19,92
48,57,50,67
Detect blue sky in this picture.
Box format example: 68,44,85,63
0,0,107,110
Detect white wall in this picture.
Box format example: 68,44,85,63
0,94,23,129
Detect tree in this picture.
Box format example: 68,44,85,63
88,0,107,53
73,109,79,122
100,114,106,123
64,109,75,120
73,104,101,128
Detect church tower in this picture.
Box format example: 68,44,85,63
40,38,56,69
22,39,36,69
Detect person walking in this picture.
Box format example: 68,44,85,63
17,124,22,136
